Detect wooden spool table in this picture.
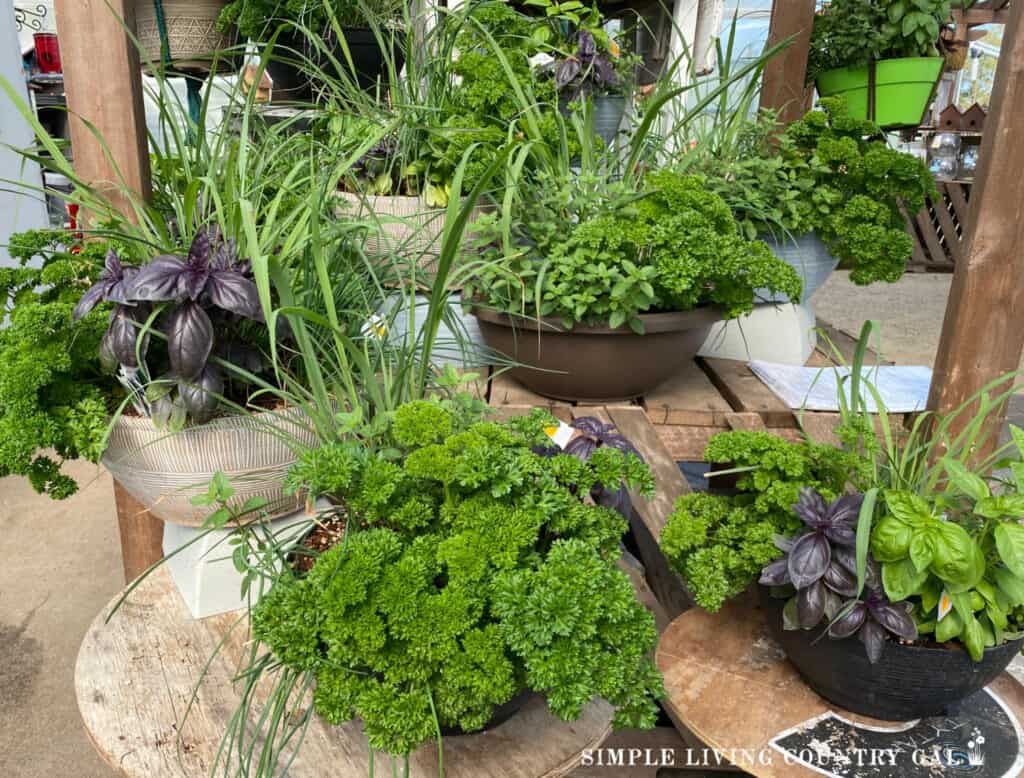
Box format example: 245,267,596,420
657,594,1024,777
75,566,613,777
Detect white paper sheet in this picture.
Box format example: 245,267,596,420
748,361,933,412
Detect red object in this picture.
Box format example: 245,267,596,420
33,33,62,74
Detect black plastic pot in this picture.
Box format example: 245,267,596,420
439,691,537,736
761,588,1024,721
265,27,406,102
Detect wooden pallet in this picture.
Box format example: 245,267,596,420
480,320,893,460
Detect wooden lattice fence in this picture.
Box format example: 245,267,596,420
905,181,972,271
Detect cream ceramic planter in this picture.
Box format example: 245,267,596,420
102,408,316,527
134,0,234,72
337,191,489,276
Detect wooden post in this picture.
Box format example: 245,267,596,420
927,0,1024,452
54,0,164,581
759,0,817,125
53,0,152,213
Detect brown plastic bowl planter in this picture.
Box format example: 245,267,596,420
471,306,722,402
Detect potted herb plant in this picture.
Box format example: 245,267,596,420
688,99,937,295
807,0,951,128
465,169,802,401
244,401,664,761
218,0,406,99
0,230,125,500
73,228,316,526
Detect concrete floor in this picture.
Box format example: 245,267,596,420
0,269,1010,778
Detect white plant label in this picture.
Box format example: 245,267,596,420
544,421,575,450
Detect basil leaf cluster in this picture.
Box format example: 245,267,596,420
254,402,664,756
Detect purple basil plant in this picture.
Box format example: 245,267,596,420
73,228,264,427
534,416,642,517
760,488,918,663
554,30,620,101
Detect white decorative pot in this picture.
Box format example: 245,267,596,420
133,0,235,72
163,498,328,619
337,191,489,277
379,292,489,369
102,408,317,527
757,232,839,303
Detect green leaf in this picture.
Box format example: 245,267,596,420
935,608,963,642
882,558,929,601
920,577,943,613
977,495,1024,519
995,566,1024,605
855,487,878,597
931,520,981,588
909,531,936,572
782,597,800,631
608,310,626,330
203,506,231,530
884,491,931,527
241,496,269,515
210,471,235,502
995,522,1024,578
942,457,990,501
961,615,985,661
871,515,913,561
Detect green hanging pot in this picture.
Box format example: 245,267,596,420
816,57,944,129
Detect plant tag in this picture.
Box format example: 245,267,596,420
361,314,387,340
938,589,953,621
544,421,575,450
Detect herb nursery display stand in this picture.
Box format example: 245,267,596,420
484,318,896,462
656,593,1024,778
75,566,614,778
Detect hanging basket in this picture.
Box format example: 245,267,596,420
134,0,235,73
815,57,944,129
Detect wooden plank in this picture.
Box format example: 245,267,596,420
915,208,948,266
758,0,817,125
113,480,165,584
606,407,694,620
933,197,965,264
76,567,613,778
488,404,572,422
814,319,894,366
928,0,1024,455
655,425,728,461
724,412,767,431
488,370,572,414
642,365,732,426
699,358,796,428
946,182,971,225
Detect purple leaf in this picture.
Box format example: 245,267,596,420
167,301,214,381
824,523,857,547
577,30,597,58
565,435,598,462
793,488,828,528
555,58,581,90
828,601,867,638
212,238,239,271
179,365,223,423
760,558,791,586
788,532,831,590
130,255,186,301
826,493,864,526
106,265,139,305
797,580,826,628
593,56,618,86
107,305,143,367
570,417,607,437
823,560,857,596
187,229,213,266
774,534,795,553
832,544,856,573
72,282,109,322
859,618,887,663
207,271,263,320
870,602,919,641
183,261,211,301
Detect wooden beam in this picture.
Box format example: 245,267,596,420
54,0,152,217
927,0,1024,453
759,0,817,125
55,0,162,581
